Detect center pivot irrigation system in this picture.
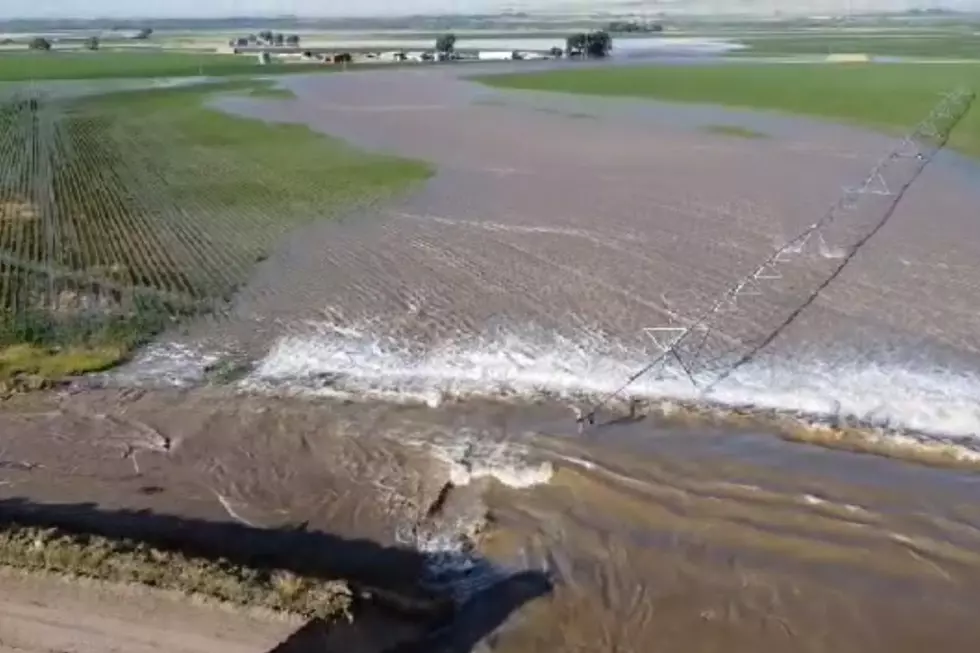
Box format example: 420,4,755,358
581,86,976,426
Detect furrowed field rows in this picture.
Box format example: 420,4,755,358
0,85,429,370
1,99,207,320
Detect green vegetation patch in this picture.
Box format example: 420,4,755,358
0,523,353,619
478,63,980,157
0,343,124,392
0,81,432,386
737,34,980,60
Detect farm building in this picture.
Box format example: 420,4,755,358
478,51,516,61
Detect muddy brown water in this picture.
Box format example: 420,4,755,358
5,66,980,650
3,387,980,652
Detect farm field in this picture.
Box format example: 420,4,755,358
0,51,311,82
479,63,980,158
737,33,980,59
0,80,431,387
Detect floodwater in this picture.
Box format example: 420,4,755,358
197,65,980,447
7,61,980,650
4,386,980,652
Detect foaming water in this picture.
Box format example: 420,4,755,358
109,343,226,387
395,431,552,600
237,325,980,442
422,431,555,490
110,323,980,457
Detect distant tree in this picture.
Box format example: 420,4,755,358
247,33,258,44
258,30,274,43
273,33,285,47
565,31,612,58
549,46,563,58
434,32,456,54
332,52,352,63
605,20,662,33
133,28,153,40
286,34,300,47
585,30,612,58
85,36,99,51
235,37,249,47
565,32,587,56
28,37,51,51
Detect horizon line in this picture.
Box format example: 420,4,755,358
2,8,975,22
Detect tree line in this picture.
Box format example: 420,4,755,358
27,28,152,52
432,30,613,59
605,20,664,33
229,31,302,49
564,30,613,58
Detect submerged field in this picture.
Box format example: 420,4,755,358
479,63,980,158
0,80,431,385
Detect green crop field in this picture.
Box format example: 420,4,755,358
0,80,431,388
479,63,980,157
737,34,980,60
0,51,310,82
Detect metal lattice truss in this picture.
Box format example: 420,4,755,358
585,87,976,422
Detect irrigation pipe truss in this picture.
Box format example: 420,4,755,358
582,86,976,425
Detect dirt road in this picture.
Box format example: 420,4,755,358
0,569,295,653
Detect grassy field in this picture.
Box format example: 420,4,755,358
0,80,431,388
0,50,333,81
479,63,980,157
737,34,980,59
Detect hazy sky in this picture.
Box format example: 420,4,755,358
3,1,979,19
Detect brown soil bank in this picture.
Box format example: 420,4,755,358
3,387,980,652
